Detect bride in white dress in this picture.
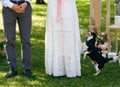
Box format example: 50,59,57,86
45,0,81,77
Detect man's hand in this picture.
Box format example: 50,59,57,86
12,4,25,13
19,2,28,10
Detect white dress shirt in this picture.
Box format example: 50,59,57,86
0,0,30,9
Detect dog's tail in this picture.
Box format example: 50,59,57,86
113,55,120,61
104,55,120,63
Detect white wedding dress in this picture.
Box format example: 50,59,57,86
45,0,81,77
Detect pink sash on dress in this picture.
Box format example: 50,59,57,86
56,0,65,23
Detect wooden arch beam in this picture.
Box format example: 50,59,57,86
90,0,102,35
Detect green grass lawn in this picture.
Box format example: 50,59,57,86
0,0,120,87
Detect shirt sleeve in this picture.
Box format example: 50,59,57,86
25,0,30,3
0,0,30,8
0,0,14,8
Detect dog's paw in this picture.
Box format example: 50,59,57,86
94,64,101,76
87,36,93,41
83,51,90,59
94,70,101,76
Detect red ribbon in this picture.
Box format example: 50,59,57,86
56,0,65,23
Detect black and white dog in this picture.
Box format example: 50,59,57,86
84,32,120,76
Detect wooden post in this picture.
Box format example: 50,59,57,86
106,0,111,52
115,0,120,15
115,29,118,53
90,0,102,35
108,25,120,53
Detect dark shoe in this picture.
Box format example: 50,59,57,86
41,1,46,4
4,68,18,78
23,69,35,78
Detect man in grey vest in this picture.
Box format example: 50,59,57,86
0,0,34,78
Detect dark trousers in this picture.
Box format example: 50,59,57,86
2,4,32,69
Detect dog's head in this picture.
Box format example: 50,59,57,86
87,31,97,41
85,32,97,50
